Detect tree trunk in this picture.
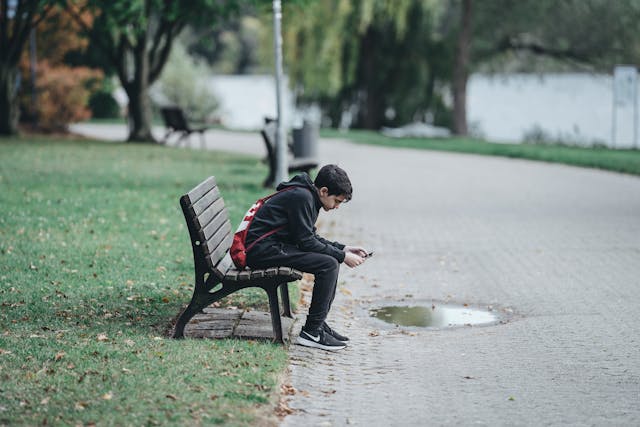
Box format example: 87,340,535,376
357,29,385,130
124,28,155,143
125,81,154,143
0,64,20,136
452,0,472,135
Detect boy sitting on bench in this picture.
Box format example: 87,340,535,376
244,165,369,351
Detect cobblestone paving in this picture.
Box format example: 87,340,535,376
71,125,640,426
282,140,640,426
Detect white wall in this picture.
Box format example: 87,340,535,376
467,73,638,148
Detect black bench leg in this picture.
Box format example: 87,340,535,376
263,166,275,188
173,282,233,338
279,283,293,318
172,299,202,338
266,287,284,344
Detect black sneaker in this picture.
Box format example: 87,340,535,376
297,328,347,351
322,322,349,342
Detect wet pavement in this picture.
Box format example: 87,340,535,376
72,124,640,426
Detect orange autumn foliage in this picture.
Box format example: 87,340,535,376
34,61,103,132
19,5,101,131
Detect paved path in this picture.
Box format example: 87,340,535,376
73,124,640,426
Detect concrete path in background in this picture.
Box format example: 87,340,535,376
72,124,640,426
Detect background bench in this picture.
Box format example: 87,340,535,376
261,118,318,187
173,176,302,343
160,106,209,148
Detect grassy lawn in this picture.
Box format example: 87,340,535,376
0,136,292,426
322,129,640,176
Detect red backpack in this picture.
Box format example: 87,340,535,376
230,187,297,269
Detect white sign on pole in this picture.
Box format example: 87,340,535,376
612,65,638,148
614,66,637,106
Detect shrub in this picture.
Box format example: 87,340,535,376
89,78,121,119
153,42,219,123
34,61,103,132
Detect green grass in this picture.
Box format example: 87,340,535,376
0,136,292,426
322,129,640,176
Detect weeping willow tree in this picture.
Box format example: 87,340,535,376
283,0,450,130
282,0,640,134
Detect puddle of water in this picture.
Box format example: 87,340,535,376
369,304,498,328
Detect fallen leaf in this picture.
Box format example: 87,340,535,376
369,330,379,337
54,351,65,361
102,392,113,400
0,349,11,355
339,288,352,296
281,383,296,395
275,401,294,417
165,394,177,401
74,401,88,411
40,397,50,405
97,333,108,342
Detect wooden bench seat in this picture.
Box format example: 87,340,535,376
172,176,302,343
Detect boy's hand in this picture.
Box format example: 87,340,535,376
344,246,368,258
343,252,365,268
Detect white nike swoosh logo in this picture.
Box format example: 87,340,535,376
305,332,320,342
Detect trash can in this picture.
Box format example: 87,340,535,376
292,119,318,158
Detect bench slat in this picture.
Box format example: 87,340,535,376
223,266,302,282
186,176,216,203
264,267,279,277
200,208,229,242
203,221,232,255
190,186,222,217
206,231,233,273
225,269,240,281
214,253,234,278
194,198,225,231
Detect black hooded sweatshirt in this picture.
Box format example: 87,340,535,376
245,173,346,262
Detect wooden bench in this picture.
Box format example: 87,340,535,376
261,118,318,187
160,106,209,148
172,176,302,343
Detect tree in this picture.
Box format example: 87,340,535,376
17,4,102,130
68,0,242,143
451,0,471,135
283,0,640,134
284,0,449,130
449,0,640,135
0,0,58,136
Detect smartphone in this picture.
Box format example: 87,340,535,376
366,251,374,258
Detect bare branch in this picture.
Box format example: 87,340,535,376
148,19,183,83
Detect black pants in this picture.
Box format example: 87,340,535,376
247,242,340,334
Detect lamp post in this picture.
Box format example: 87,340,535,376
272,0,288,184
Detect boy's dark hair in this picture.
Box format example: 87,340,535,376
314,164,352,200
